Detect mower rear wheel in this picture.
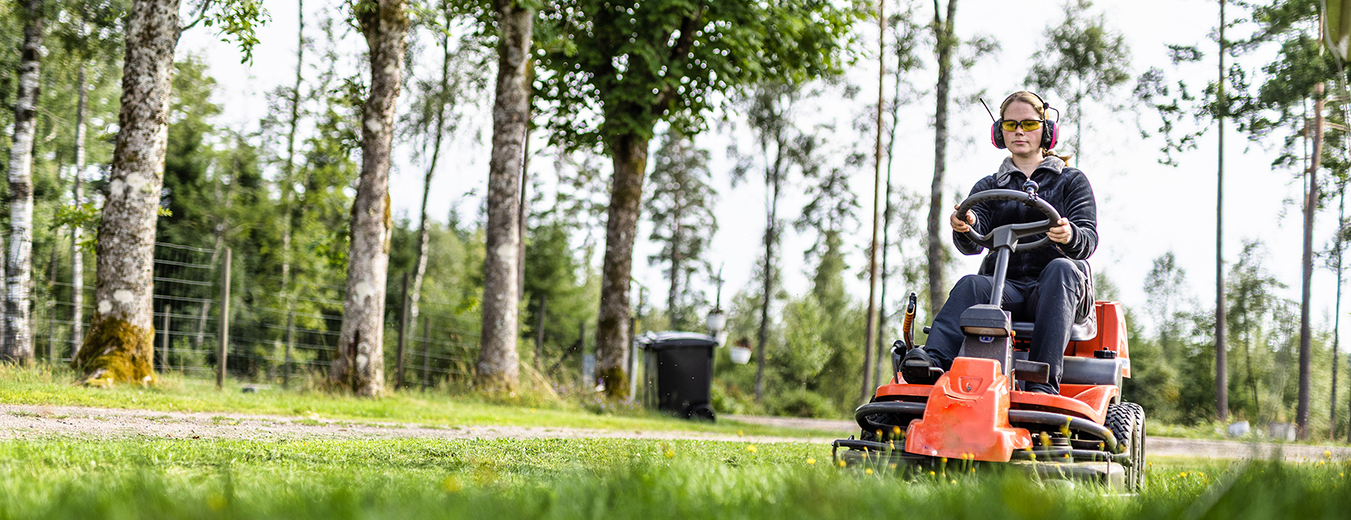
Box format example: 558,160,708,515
1106,402,1146,492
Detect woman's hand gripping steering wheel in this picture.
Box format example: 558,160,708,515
952,181,1063,252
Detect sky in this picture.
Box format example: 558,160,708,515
176,0,1346,346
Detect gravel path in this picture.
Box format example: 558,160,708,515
3,404,1348,462
0,404,831,445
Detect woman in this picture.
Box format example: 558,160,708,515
902,91,1098,395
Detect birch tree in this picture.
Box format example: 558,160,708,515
330,0,409,396
401,5,486,364
473,0,533,391
2,0,45,363
74,0,263,385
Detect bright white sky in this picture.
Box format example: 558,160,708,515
178,0,1346,346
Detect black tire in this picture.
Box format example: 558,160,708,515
687,404,716,422
1106,402,1146,492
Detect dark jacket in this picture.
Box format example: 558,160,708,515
952,156,1098,282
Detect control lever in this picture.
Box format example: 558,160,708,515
901,292,917,351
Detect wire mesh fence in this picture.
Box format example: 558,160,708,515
33,241,484,389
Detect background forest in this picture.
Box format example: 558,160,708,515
2,0,1351,441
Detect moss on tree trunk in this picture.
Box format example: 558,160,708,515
72,317,154,387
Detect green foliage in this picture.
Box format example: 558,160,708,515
521,219,598,381
191,0,272,63
644,131,718,330
535,0,859,153
1025,0,1131,162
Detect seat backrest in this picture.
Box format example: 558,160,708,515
1066,301,1130,378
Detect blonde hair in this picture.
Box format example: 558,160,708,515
1000,91,1072,164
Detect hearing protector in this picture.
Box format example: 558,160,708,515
987,91,1059,150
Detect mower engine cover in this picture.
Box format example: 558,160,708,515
905,357,1032,461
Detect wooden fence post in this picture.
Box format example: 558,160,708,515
396,273,409,390
161,305,170,372
217,248,231,389
284,310,294,389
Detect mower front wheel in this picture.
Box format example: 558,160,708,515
1106,402,1146,492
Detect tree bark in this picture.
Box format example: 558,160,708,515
596,135,649,399
280,0,306,297
72,63,87,358
755,165,781,402
477,0,532,391
926,0,957,315
1215,0,1228,422
3,0,44,363
667,216,682,331
74,0,178,386
1296,83,1324,438
862,0,885,404
331,0,409,396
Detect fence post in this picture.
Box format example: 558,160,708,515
396,273,409,390
217,248,231,389
161,305,170,372
284,310,294,389
535,295,547,369
421,317,431,390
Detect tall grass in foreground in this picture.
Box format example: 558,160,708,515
0,437,1347,519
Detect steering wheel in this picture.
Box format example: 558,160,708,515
954,184,1062,252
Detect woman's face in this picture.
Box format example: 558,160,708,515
1001,101,1043,157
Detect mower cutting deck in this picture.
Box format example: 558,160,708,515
833,184,1146,491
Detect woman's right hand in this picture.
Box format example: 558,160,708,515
950,203,975,233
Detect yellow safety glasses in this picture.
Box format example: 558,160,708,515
999,119,1044,132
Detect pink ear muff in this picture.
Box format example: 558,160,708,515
1044,119,1058,150
991,121,1005,149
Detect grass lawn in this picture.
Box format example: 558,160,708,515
0,365,835,438
3,367,1351,518
0,436,1348,519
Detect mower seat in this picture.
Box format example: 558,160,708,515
1011,352,1125,387
1009,309,1097,342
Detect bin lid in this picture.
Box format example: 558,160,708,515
638,331,718,349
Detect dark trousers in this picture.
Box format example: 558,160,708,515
924,258,1086,394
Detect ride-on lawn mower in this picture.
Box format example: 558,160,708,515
833,182,1145,491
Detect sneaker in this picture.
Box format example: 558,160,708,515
901,348,943,385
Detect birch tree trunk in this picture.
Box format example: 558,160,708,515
74,0,178,386
411,30,452,333
330,0,409,396
2,0,44,363
72,63,88,355
478,0,532,391
596,135,649,399
926,0,957,314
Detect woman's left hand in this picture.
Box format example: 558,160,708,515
1047,218,1073,244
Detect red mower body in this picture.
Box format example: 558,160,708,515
856,302,1132,464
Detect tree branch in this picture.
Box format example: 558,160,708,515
653,4,705,110
180,0,219,33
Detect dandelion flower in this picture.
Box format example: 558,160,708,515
806,458,816,465
747,445,757,453
665,449,675,459
866,468,874,475
838,460,848,468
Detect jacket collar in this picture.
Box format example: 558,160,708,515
996,155,1065,186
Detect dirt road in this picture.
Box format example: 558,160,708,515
3,404,1346,461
